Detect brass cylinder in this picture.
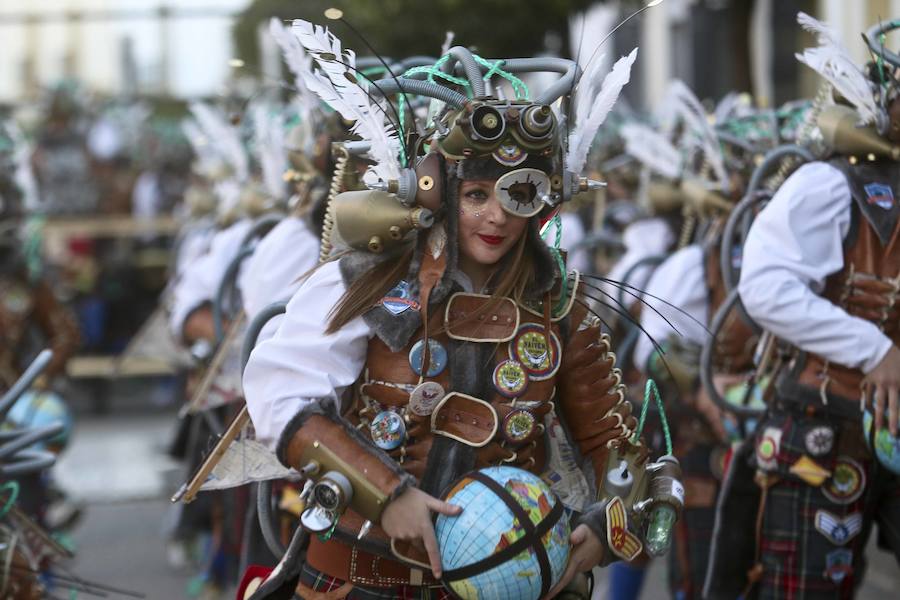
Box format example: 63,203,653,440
817,105,900,160
334,190,434,253
680,179,732,215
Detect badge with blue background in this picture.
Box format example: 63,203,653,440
381,280,420,315
864,182,894,210
824,548,853,583
814,510,862,545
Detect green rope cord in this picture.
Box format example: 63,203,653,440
394,54,530,164
631,379,673,455
0,481,19,519
539,215,568,316
471,55,529,100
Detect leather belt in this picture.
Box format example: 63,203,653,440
307,535,440,588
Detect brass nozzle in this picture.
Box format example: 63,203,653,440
818,104,900,160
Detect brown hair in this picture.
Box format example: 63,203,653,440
326,225,539,335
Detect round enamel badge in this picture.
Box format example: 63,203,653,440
408,381,445,417
822,457,866,505
502,408,537,445
492,359,529,398
369,410,406,450
755,435,778,470
492,143,528,167
509,324,561,381
804,425,835,457
408,339,448,377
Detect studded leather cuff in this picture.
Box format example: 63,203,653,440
277,400,417,508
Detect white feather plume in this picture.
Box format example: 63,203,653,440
571,53,606,134
182,119,223,178
268,18,319,116
621,123,682,180
797,11,843,48
251,104,288,200
566,48,637,175
188,102,249,181
290,19,400,182
666,80,728,189
795,12,878,125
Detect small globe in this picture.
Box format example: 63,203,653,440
5,391,73,452
435,466,570,600
863,410,900,474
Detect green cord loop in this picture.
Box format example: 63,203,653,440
631,379,674,455
540,215,568,316
0,481,20,519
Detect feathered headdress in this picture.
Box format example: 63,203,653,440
795,12,880,126
288,19,401,185
268,18,320,123
566,48,638,175
621,122,682,180
251,103,288,200
188,102,249,182
664,80,728,191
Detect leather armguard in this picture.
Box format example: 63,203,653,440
558,321,635,484
276,401,416,519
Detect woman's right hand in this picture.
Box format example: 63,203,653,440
380,487,462,579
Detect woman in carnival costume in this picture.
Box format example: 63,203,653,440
242,16,683,600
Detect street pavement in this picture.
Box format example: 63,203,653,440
51,387,899,600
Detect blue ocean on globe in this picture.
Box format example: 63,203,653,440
435,466,570,600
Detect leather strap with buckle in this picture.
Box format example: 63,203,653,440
307,536,440,589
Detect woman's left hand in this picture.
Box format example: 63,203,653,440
545,524,605,598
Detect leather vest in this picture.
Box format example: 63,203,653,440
793,158,900,402
348,291,569,482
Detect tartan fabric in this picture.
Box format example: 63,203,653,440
296,563,451,600
752,408,900,600
757,479,861,600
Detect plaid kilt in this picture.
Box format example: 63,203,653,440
753,406,900,600
296,563,451,600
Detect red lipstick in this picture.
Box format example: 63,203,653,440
478,234,504,246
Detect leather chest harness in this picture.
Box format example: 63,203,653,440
350,289,577,481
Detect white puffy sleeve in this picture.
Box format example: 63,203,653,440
738,161,893,373
168,219,252,340
242,260,373,449
633,244,708,371
238,217,320,319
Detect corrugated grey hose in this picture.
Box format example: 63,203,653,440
213,246,255,345
370,77,468,108
699,288,764,420
240,301,289,559
719,144,815,294
441,46,486,97
0,350,61,478
213,215,284,344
